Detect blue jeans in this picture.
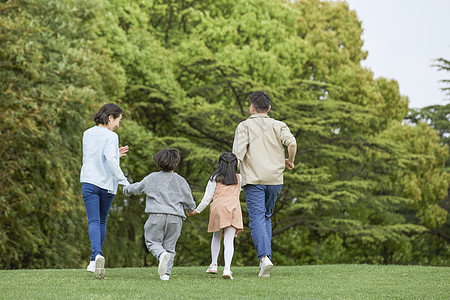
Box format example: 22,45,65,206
82,183,115,261
244,184,282,261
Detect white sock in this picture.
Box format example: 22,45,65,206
223,227,236,269
211,230,222,265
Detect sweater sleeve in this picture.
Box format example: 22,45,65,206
104,134,130,186
195,180,216,214
177,177,195,212
123,178,146,196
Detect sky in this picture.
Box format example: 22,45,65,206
343,0,450,109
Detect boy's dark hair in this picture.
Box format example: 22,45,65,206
94,103,123,125
249,91,271,112
209,152,238,185
153,148,180,172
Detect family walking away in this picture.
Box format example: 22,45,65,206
187,152,244,280
80,90,296,280
80,103,130,279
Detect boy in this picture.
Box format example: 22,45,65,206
124,148,196,280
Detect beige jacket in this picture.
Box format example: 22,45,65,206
232,113,296,186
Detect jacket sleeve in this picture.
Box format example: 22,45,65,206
279,121,296,147
232,122,249,162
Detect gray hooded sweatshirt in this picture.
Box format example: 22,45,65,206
123,171,196,220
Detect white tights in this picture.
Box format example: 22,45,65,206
211,226,236,269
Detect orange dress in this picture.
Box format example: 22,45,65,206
208,176,244,235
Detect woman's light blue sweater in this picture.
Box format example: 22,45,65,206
80,126,130,194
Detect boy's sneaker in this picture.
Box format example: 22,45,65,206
222,268,233,280
86,260,95,273
158,252,171,276
258,257,273,278
206,264,218,274
94,255,105,279
160,274,170,281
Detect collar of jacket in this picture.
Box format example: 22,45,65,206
248,113,269,119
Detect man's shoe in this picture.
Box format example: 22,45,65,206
94,255,105,279
158,252,172,276
160,274,170,281
222,268,233,280
86,260,95,273
206,264,218,274
258,257,273,278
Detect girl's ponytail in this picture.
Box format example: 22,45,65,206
210,152,238,185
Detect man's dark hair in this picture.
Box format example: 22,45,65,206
249,91,271,112
153,148,180,172
94,103,123,125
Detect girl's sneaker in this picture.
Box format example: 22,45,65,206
206,264,218,274
222,268,233,280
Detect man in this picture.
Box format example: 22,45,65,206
232,91,296,278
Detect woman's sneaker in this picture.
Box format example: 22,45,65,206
158,252,172,276
206,264,218,274
86,260,95,273
94,255,105,279
222,268,233,280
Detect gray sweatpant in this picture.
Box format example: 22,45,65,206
144,213,183,275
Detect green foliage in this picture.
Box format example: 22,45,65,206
0,0,126,268
406,103,450,265
1,0,448,269
408,104,450,146
433,58,450,98
102,0,448,267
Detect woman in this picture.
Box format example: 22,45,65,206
80,103,130,279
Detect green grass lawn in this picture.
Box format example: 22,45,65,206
0,265,449,299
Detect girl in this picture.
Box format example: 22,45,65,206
187,152,243,279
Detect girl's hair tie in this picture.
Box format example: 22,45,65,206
220,156,237,163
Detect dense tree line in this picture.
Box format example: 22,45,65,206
1,0,448,269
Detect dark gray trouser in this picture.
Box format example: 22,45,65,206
144,213,183,275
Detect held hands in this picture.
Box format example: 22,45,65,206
119,145,129,157
285,159,294,170
186,210,197,217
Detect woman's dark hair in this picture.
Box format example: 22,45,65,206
94,103,123,125
209,152,238,185
249,91,271,112
153,148,180,172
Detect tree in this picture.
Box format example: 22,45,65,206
0,0,126,268
1,0,448,269
99,0,448,266
404,56,450,264
433,58,450,99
